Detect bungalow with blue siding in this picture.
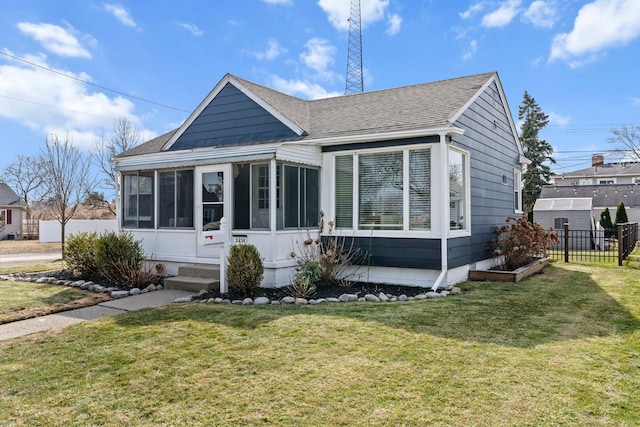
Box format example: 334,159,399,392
113,72,525,289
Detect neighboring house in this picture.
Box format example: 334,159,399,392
0,182,27,240
539,184,640,224
552,155,640,186
113,72,525,289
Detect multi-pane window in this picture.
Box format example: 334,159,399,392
449,148,466,230
122,172,154,228
159,169,194,228
335,147,431,231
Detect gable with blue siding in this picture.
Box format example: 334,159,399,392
169,83,300,151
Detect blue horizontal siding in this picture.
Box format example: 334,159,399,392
170,83,298,150
347,237,441,270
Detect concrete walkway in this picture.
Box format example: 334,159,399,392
0,289,194,341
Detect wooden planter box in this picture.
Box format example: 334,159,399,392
468,257,550,282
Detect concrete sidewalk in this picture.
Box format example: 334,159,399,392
0,289,194,341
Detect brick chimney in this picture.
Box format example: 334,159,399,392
592,154,604,167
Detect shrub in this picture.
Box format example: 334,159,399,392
95,231,144,287
65,232,99,279
287,261,321,298
493,216,559,271
108,259,167,290
600,207,613,230
615,201,629,226
291,212,366,286
227,243,264,298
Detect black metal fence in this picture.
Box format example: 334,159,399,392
548,222,638,265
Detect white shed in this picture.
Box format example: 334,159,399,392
533,197,595,250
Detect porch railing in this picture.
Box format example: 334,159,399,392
548,222,638,265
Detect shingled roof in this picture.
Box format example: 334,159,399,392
552,162,640,179
540,184,640,208
119,71,497,158
0,182,26,207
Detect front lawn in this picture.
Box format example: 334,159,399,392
1,262,639,426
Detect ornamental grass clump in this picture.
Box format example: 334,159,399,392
227,243,264,298
493,216,559,271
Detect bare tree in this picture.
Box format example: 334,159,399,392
40,133,94,258
92,117,140,214
608,125,640,160
1,155,46,220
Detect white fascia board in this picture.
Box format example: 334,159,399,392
305,126,465,147
230,76,306,136
114,143,281,172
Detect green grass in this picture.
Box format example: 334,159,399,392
1,262,639,426
0,280,109,324
0,260,65,275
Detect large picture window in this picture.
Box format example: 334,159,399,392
335,147,431,231
159,169,194,228
122,172,154,228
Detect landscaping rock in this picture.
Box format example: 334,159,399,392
93,285,107,294
111,290,130,299
425,291,441,298
281,296,295,304
364,294,381,302
145,284,157,292
294,298,308,305
173,296,192,303
270,300,280,305
357,297,365,302
214,298,224,303
308,299,319,305
326,297,340,303
339,293,358,302
254,297,270,305
129,288,141,296
232,300,243,305
378,292,389,302
315,298,326,304
413,294,426,300
450,287,462,295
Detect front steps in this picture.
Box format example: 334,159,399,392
164,265,220,292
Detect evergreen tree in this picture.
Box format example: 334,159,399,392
600,207,613,230
614,201,628,226
518,91,555,212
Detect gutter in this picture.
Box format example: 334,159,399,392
432,133,449,291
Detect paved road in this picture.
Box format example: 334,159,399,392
0,252,62,264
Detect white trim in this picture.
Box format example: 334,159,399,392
514,168,523,214
307,126,464,147
448,145,471,237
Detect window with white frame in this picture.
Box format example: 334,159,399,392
122,172,154,228
334,146,431,231
448,148,467,230
514,169,522,212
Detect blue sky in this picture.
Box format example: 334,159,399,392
1,0,640,185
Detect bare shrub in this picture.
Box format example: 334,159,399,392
291,212,366,286
107,259,167,289
494,216,559,271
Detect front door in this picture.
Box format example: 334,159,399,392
196,165,230,258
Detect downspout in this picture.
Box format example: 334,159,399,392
432,133,449,291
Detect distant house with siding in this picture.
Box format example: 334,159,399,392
113,72,526,289
0,182,27,240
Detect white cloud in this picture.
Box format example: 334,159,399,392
262,0,292,4
17,22,91,58
317,0,389,31
522,1,557,28
548,112,570,126
300,37,337,81
460,2,485,19
268,75,341,100
252,39,287,60
462,40,478,61
386,14,402,36
0,51,140,150
481,0,522,28
177,22,203,36
103,4,137,28
550,0,640,64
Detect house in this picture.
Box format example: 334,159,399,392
113,72,525,289
552,155,640,186
0,182,27,240
538,184,640,224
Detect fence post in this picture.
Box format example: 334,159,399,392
618,223,623,267
564,223,569,263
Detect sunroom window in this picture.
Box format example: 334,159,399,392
159,169,194,228
122,172,154,228
449,148,466,231
335,147,431,231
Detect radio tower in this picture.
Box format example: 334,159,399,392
345,0,364,95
